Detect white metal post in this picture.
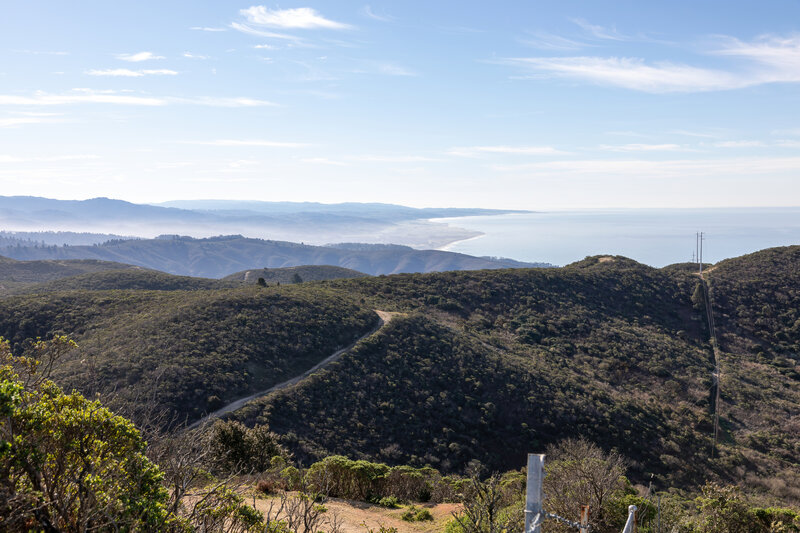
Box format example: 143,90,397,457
525,454,545,533
622,505,637,533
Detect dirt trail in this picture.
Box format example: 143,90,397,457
252,494,459,533
188,310,399,430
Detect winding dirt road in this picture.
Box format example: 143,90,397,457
188,310,397,430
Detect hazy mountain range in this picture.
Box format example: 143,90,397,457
0,196,526,248
0,235,549,278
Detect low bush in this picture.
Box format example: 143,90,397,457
377,496,401,508
401,506,433,522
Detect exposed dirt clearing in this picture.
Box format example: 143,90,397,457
252,493,460,533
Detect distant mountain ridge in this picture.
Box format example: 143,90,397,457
0,234,551,278
155,199,527,220
0,195,527,248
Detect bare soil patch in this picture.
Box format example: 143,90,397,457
251,493,460,533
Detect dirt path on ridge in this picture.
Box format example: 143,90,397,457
188,310,400,430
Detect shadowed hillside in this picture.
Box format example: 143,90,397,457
7,268,235,294
0,285,378,425
0,234,548,278
0,255,138,294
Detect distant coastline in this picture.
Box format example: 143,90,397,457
425,208,800,267
434,232,485,252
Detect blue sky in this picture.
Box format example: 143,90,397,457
1,1,799,209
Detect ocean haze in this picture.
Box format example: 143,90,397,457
438,207,800,267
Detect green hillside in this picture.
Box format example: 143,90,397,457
0,285,378,425
0,248,798,504
236,257,716,486
704,247,800,501
9,268,235,294
231,252,798,501
0,255,136,294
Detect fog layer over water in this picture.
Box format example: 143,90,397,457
436,208,800,267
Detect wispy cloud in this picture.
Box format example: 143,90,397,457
0,113,62,127
354,62,416,77
183,52,208,60
116,51,165,62
86,68,178,77
361,5,393,22
240,6,352,30
571,18,628,41
186,139,309,148
191,26,227,32
503,33,800,93
0,90,278,108
230,22,300,41
668,129,720,138
776,140,800,148
505,56,744,93
492,156,800,177
349,155,440,163
712,140,767,148
447,145,566,157
301,157,347,166
172,96,279,107
0,89,167,106
0,154,100,163
519,32,586,51
713,34,800,69
379,64,416,76
711,139,800,148
598,143,687,152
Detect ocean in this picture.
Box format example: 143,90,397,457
434,208,800,267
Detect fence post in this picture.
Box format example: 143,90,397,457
622,505,637,533
524,454,545,533
580,505,590,533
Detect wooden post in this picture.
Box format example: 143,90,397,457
525,454,545,533
580,505,590,533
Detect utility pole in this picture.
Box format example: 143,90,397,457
699,232,704,274
696,232,699,266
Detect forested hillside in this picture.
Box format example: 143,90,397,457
6,267,234,294
0,286,378,424
0,254,137,294
0,248,798,504
237,257,716,487
235,253,797,500
0,234,546,277
704,247,800,501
